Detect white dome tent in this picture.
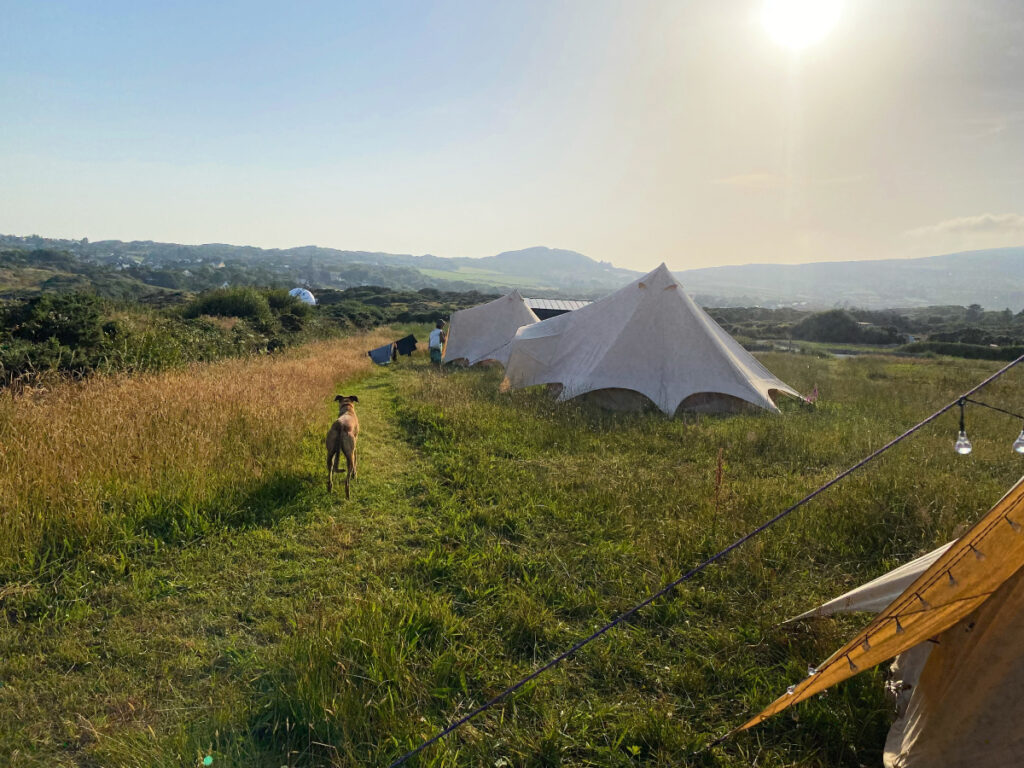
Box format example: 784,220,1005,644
443,290,540,367
501,263,798,415
288,287,316,305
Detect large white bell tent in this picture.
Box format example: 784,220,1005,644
288,287,316,305
501,263,799,415
743,475,1024,767
443,290,540,367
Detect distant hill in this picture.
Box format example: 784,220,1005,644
412,247,641,294
0,248,181,303
677,248,1024,310
2,234,1022,309
0,236,638,297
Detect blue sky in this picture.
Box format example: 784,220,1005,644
3,1,1024,270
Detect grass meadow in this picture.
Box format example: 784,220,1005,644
416,267,553,291
2,334,1023,767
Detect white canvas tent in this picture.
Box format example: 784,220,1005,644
502,263,799,414
443,290,540,367
742,476,1024,767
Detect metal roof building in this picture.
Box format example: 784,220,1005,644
523,298,592,320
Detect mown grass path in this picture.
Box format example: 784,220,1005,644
3,349,1023,768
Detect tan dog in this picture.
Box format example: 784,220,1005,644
326,394,359,498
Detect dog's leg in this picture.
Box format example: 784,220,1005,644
346,450,356,479
327,450,335,492
339,432,356,500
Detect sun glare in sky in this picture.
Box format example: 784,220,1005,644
762,0,843,49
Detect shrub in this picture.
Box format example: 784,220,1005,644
183,287,273,324
265,289,313,316
322,300,386,329
898,341,1024,361
791,310,900,345
1,291,105,347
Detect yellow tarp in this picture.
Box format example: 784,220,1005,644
882,566,1024,766
740,474,1024,732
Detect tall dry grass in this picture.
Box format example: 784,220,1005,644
0,331,392,574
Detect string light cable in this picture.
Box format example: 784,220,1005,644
954,396,1024,455
388,353,1024,768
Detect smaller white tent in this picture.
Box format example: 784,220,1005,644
502,264,799,414
443,290,540,367
289,287,317,305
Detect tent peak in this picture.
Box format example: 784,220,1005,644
637,263,680,291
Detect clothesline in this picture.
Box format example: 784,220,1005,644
368,334,418,365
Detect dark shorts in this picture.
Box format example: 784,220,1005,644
430,348,442,364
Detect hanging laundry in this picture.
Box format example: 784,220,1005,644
368,343,394,365
395,334,418,356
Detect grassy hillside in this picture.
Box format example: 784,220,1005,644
0,249,178,301
0,239,639,297
2,346,1022,766
417,266,554,291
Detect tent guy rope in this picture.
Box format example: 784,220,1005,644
388,353,1024,767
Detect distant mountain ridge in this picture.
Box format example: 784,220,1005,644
0,236,639,297
2,234,1022,308
676,248,1024,309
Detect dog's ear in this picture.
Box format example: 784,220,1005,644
348,395,359,403
334,394,343,402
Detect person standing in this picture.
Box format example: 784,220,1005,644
428,320,446,365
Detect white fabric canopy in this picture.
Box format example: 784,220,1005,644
789,541,953,620
443,290,539,367
502,264,799,414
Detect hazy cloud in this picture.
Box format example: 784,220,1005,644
902,212,1024,256
906,212,1024,238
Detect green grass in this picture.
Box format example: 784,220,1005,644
417,267,554,290
3,350,1023,767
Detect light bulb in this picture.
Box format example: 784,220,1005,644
954,430,973,455
1013,429,1024,454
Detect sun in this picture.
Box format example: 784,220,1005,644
762,0,843,50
